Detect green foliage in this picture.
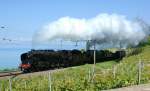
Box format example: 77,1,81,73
138,36,150,47
126,47,143,57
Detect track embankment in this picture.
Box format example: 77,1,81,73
0,68,65,79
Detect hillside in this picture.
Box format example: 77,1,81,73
0,43,150,91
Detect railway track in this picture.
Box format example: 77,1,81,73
0,67,67,78
0,71,22,77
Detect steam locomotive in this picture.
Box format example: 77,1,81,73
20,49,125,72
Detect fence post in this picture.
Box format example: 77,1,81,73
0,80,1,91
9,78,12,91
24,81,27,89
113,66,117,79
88,69,91,82
138,60,142,85
39,80,41,90
48,72,52,91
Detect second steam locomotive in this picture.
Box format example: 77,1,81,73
20,49,125,72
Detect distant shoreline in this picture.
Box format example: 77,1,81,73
0,67,19,72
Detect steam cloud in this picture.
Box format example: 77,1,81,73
34,13,149,48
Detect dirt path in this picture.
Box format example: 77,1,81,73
104,83,150,91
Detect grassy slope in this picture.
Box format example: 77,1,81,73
0,45,150,91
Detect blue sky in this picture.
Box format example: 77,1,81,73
0,0,150,49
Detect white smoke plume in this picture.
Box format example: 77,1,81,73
34,13,150,48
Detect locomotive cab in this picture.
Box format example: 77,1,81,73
115,50,126,59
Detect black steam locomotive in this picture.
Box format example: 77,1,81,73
20,49,125,72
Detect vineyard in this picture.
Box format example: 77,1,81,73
0,45,150,91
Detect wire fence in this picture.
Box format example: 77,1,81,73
0,60,150,91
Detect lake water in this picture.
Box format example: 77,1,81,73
0,48,29,69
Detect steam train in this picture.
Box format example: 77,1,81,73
20,49,125,72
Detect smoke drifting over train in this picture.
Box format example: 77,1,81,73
34,13,149,48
